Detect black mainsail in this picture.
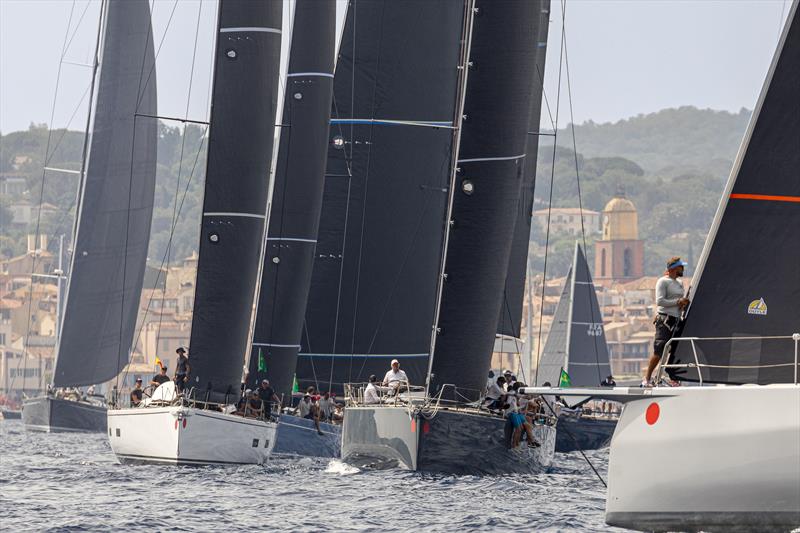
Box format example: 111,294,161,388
53,0,157,388
188,0,282,402
248,0,336,399
497,0,551,344
430,0,542,401
536,243,611,387
671,2,800,385
298,0,467,393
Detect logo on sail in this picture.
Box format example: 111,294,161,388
747,298,768,316
586,323,603,336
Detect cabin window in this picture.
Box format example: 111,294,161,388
252,439,259,448
264,439,270,448
116,428,121,437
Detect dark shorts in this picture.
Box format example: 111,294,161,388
653,315,678,356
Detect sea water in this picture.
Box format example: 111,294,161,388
0,420,622,531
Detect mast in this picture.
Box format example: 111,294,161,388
248,0,336,399
53,0,158,389
429,0,544,401
187,0,282,403
672,2,799,385
298,0,469,394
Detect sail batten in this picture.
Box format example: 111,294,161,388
187,0,282,401
671,2,800,385
53,0,158,388
248,0,336,398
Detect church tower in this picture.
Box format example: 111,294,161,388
594,187,644,285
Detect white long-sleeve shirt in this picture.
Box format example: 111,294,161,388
364,383,380,404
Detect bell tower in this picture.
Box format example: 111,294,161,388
594,187,644,285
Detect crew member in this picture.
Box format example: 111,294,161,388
256,379,280,415
174,346,190,394
644,257,690,386
364,375,380,404
130,378,144,407
600,375,616,387
247,390,263,418
150,364,170,389
383,359,408,392
317,392,335,422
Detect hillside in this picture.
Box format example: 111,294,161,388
1,106,750,279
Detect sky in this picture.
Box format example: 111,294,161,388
0,0,792,134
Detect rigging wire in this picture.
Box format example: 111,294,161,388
563,26,605,385
15,0,79,394
533,0,566,387
152,0,205,374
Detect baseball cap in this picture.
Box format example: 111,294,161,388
391,359,399,365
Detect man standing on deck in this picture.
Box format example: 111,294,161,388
644,257,690,386
256,379,280,416
174,346,191,394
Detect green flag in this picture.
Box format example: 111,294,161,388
559,368,572,388
258,348,267,373
292,374,299,393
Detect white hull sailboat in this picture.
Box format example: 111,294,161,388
109,0,284,466
524,2,800,526
605,385,800,530
109,383,277,466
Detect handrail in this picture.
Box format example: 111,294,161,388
655,333,800,385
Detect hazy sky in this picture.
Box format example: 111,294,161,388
0,0,792,134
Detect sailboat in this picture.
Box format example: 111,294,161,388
536,242,617,452
22,0,158,433
246,0,339,459
320,0,556,475
525,3,800,529
108,0,283,465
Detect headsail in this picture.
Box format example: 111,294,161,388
298,0,468,393
54,0,157,388
430,0,543,401
249,0,336,399
497,0,551,343
188,0,282,402
671,3,800,385
536,243,610,387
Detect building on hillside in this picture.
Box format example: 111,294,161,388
532,208,601,237
9,200,58,227
0,174,27,196
594,189,644,286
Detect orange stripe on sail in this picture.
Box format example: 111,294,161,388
730,193,800,203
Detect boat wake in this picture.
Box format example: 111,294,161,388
324,460,359,475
